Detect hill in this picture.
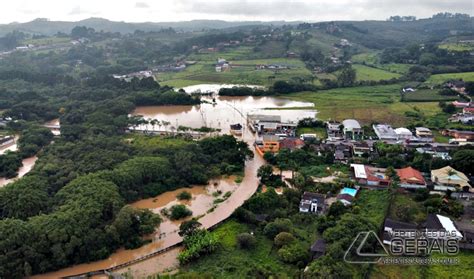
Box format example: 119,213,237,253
0,18,299,36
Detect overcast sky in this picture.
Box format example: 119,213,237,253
1,0,472,24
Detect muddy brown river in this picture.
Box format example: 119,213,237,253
33,92,315,278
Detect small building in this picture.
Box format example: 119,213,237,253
395,127,413,140
373,124,398,141
443,129,474,141
299,192,326,214
342,119,363,140
415,146,451,160
299,134,317,142
255,135,280,156
230,123,243,136
463,107,474,115
397,166,426,189
431,166,471,192
326,121,343,141
424,214,463,241
279,137,305,150
334,143,352,162
452,101,471,108
337,187,358,206
0,135,14,146
351,141,371,157
415,127,434,141
310,239,327,259
383,218,418,245
351,164,391,188
446,80,466,93
247,114,281,133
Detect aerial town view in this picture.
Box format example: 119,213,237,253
0,1,473,278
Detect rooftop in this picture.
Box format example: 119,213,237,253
342,119,361,129
397,166,426,185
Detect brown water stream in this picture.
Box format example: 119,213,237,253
0,155,38,187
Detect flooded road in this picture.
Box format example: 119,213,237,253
0,155,38,187
34,89,313,278
34,147,265,279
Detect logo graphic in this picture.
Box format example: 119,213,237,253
344,230,460,265
344,231,389,264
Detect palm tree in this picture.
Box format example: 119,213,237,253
162,121,171,133
446,168,459,197
157,120,162,132
150,119,157,131
446,169,457,187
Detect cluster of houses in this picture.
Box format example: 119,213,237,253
350,164,471,192
299,163,473,258
247,114,309,156
113,70,154,81
449,105,474,125
255,64,292,70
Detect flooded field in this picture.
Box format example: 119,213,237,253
133,95,316,134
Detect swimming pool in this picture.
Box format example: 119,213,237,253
340,187,357,197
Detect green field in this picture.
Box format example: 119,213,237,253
402,89,459,102
158,58,313,87
388,193,426,223
371,264,425,279
352,52,379,64
425,72,474,85
352,64,402,81
288,84,442,126
21,36,70,46
438,43,474,52
426,251,474,278
355,189,390,226
376,63,412,75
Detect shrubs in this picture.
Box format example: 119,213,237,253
177,191,192,200
277,243,309,264
169,204,193,220
263,218,292,238
274,232,295,247
236,233,257,249
178,229,219,264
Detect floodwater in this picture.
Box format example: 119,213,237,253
33,88,314,278
133,95,316,134
0,135,18,155
34,150,265,279
0,119,60,187
0,156,38,187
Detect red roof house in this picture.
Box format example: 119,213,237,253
279,138,305,150
396,166,426,189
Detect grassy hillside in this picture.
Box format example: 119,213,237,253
352,64,402,81
402,89,459,102
425,72,474,85
287,84,442,126
158,58,313,87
